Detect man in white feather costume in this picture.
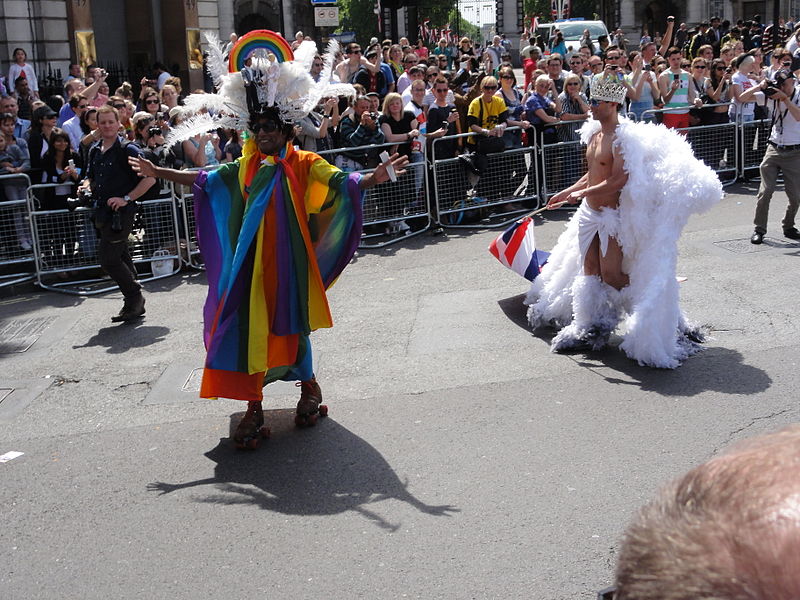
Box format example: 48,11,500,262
525,78,723,368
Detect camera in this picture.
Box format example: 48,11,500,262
367,111,380,121
66,187,93,211
148,126,163,136
644,64,652,71
764,85,780,97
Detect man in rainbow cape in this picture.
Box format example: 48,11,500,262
131,31,407,448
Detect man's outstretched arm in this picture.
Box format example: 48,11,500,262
129,156,199,187
358,153,409,189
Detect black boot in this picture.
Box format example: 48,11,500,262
112,294,146,322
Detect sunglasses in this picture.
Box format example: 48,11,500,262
483,85,497,90
693,65,706,69
146,99,160,105
112,104,125,109
500,75,513,79
434,88,449,93
566,82,580,86
77,104,88,109
251,120,281,134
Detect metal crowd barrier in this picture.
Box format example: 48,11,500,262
172,167,215,270
28,182,181,295
430,127,538,229
538,121,589,203
637,103,740,187
738,116,771,179
0,173,35,287
317,140,431,248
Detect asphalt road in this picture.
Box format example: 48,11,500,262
1,180,798,599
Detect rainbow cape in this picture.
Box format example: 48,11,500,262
193,139,363,401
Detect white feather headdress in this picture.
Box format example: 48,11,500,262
166,32,355,148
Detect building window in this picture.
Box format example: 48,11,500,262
708,0,725,18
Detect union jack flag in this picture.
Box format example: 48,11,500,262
488,216,549,281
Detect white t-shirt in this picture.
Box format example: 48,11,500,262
156,71,171,90
422,88,455,108
730,71,756,117
768,85,800,145
62,115,84,152
9,63,38,92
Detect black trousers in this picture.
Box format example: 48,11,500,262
96,206,141,299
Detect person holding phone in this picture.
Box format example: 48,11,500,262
659,46,702,129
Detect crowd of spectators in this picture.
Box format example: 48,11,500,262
2,14,800,260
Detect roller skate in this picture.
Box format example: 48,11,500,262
294,378,328,428
233,401,270,450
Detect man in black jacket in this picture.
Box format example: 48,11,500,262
79,105,155,321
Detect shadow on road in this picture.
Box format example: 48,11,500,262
571,346,772,397
498,294,771,397
73,323,170,353
147,412,459,531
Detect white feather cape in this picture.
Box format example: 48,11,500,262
525,117,723,368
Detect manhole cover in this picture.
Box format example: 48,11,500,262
0,317,56,353
0,388,12,405
714,237,800,254
181,368,204,392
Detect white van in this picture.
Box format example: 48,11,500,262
550,19,609,54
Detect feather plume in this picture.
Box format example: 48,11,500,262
320,39,339,84
293,40,318,71
202,31,229,89
165,112,221,147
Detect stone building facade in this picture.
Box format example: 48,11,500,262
0,0,318,96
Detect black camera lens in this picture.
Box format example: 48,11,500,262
148,127,163,136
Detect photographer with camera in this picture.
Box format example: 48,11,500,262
750,69,800,244
335,95,385,171
79,105,155,321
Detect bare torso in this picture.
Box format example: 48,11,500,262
584,130,621,210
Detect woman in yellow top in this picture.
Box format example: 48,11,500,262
466,76,508,150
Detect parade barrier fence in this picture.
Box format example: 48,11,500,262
317,140,431,247
0,173,35,288
430,127,538,229
738,117,771,178
639,104,739,186
28,182,181,295
538,121,590,203
0,110,778,295
172,167,218,270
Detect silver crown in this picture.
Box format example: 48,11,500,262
590,77,627,105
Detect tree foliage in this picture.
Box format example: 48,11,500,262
523,0,599,25
338,0,380,46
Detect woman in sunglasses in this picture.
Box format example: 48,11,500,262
139,88,163,117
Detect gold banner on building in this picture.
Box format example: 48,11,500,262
187,29,202,70
75,30,97,69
